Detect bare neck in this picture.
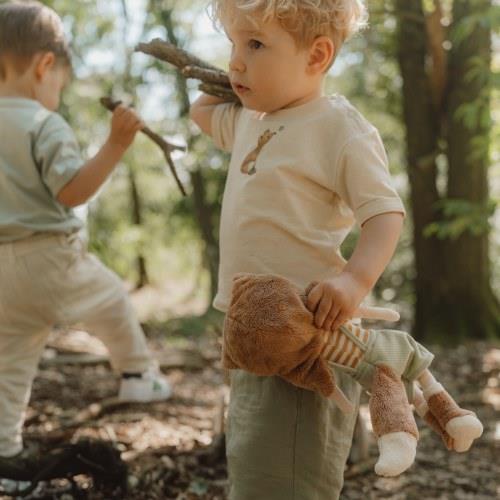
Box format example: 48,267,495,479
0,73,36,100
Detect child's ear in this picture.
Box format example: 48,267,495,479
307,35,334,74
34,51,56,81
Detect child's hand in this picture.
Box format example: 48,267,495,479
306,272,368,332
107,104,145,151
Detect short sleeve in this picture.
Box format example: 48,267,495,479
211,102,243,152
335,129,406,226
33,113,83,196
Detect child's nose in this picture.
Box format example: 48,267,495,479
229,50,246,73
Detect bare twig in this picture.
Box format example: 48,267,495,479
199,82,240,102
100,97,187,196
136,38,220,73
181,65,230,86
135,38,239,103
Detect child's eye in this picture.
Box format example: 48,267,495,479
249,39,263,50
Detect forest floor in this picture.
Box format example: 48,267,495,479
0,321,498,499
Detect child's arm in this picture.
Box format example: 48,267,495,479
56,105,144,207
189,93,229,136
307,211,404,332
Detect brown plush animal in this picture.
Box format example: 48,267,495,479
223,273,483,476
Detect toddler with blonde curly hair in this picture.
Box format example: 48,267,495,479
190,1,407,498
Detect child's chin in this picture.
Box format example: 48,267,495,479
242,99,266,113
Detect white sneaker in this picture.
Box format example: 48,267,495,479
118,367,172,402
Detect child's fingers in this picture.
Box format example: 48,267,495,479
113,104,128,118
306,284,322,312
123,114,141,131
323,303,341,331
118,115,143,136
114,106,141,124
314,297,332,329
127,114,144,131
331,311,348,333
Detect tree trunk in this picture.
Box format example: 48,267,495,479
120,0,149,289
128,165,149,289
442,0,500,339
395,0,449,341
161,7,221,305
395,0,499,342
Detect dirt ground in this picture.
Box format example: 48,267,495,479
0,328,498,500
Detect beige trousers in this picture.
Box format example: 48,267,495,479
0,233,152,457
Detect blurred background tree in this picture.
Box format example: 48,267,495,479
32,0,499,342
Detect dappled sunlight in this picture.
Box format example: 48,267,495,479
482,348,500,410
130,280,209,323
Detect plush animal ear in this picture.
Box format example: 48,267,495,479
222,346,239,369
308,357,336,397
284,354,335,398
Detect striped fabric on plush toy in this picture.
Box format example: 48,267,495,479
322,322,371,369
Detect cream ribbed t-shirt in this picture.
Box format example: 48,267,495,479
211,94,406,312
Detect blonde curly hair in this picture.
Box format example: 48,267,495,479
208,0,368,65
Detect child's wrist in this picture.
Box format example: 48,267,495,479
103,138,128,159
340,269,373,296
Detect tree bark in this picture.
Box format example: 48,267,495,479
442,0,500,339
128,165,149,289
395,0,449,340
395,0,499,341
160,6,221,305
120,0,149,289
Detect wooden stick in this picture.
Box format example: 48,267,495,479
135,38,239,102
136,38,220,73
199,82,240,102
100,97,187,196
181,65,231,86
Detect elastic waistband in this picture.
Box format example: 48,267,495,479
0,232,80,258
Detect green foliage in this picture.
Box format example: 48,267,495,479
423,198,497,240
449,3,499,47
454,91,491,131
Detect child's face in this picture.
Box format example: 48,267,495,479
224,13,319,113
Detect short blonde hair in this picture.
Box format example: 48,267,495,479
208,0,368,66
0,1,71,79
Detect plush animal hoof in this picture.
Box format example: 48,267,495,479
446,414,482,452
452,438,474,453
374,432,417,477
445,414,483,441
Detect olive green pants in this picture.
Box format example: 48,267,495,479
226,366,361,500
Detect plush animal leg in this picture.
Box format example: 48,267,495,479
370,365,418,477
417,370,483,452
413,384,454,450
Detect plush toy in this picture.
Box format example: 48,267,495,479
222,273,483,477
